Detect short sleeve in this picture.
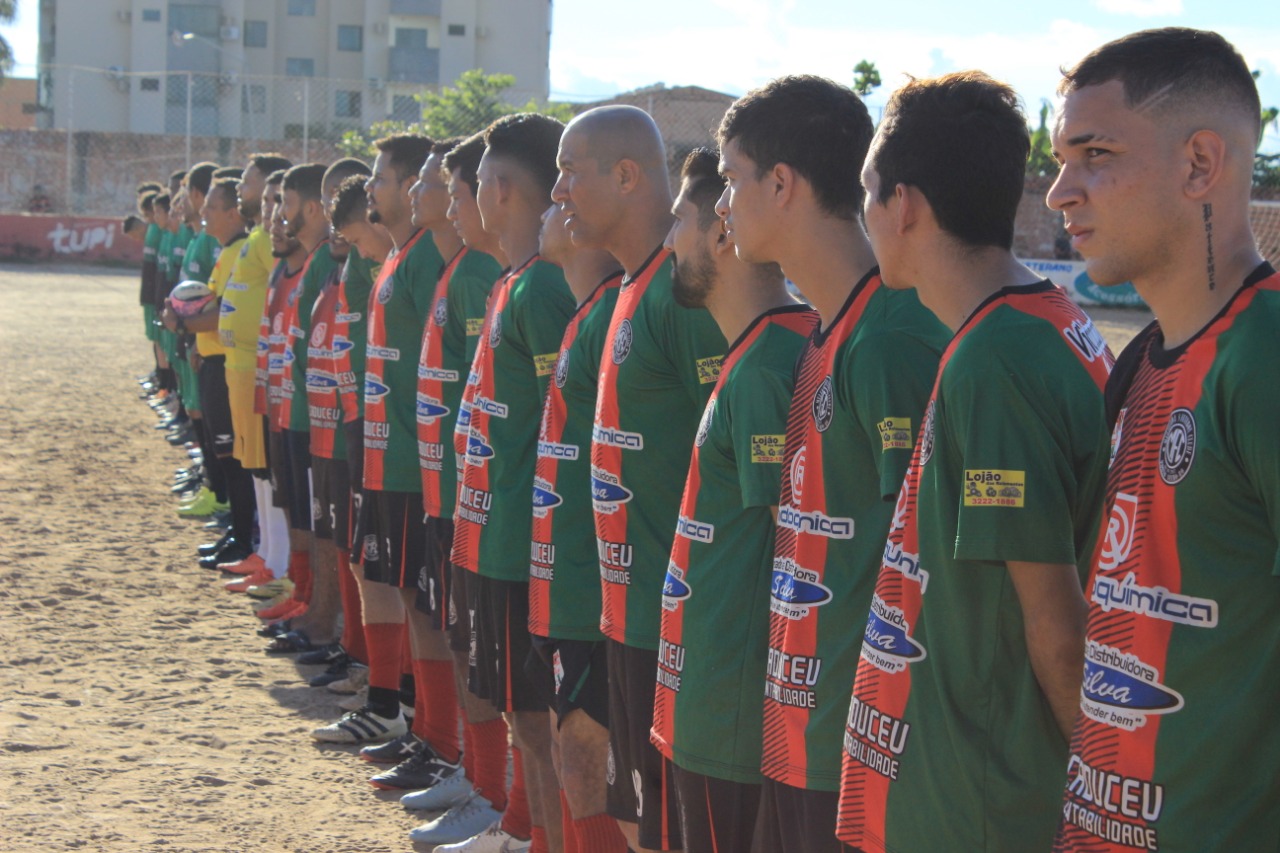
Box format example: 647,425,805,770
656,290,727,408
727,362,794,508
1228,351,1280,576
510,265,575,398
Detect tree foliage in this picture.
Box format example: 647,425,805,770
1253,71,1280,194
0,0,17,81
1026,100,1060,178
853,60,881,99
339,69,575,159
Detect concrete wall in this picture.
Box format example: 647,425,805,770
0,213,144,263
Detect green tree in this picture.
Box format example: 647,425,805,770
853,60,881,99
1253,71,1280,193
1026,100,1060,178
0,0,17,81
339,69,574,159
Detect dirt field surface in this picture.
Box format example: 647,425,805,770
0,263,1152,853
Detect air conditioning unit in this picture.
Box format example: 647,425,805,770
372,22,387,35
221,25,240,41
116,10,132,23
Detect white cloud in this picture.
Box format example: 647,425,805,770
1090,0,1183,16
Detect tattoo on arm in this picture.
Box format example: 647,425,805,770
1203,203,1216,291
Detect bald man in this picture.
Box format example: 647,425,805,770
1047,29,1280,852
553,105,726,853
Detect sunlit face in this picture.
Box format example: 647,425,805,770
153,205,170,231
268,190,299,257
475,151,507,234
665,181,718,309
552,127,616,248
365,151,409,227
1047,80,1186,286
410,153,451,230
538,203,573,265
715,138,775,264
200,186,239,242
447,172,487,249
238,164,267,220
261,183,280,231
281,188,308,240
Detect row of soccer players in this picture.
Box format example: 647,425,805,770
137,23,1276,853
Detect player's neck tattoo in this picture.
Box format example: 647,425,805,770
1202,203,1216,291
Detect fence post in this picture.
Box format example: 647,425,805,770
65,67,74,213
186,71,193,166
303,78,311,162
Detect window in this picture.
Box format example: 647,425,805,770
285,57,315,78
447,24,465,36
287,0,316,15
392,94,419,122
242,84,266,114
141,9,162,22
394,27,428,49
335,90,362,118
243,20,267,48
337,25,363,52
141,78,161,91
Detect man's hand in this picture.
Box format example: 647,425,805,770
161,305,179,332
1007,560,1087,741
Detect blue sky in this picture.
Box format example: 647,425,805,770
5,0,1277,150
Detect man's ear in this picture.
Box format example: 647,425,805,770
615,158,641,195
1183,128,1226,200
893,182,928,236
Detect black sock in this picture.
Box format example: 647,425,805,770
224,458,257,546
366,686,400,719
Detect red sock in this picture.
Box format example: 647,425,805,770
363,622,404,691
573,813,627,852
501,745,532,840
462,719,476,782
401,630,413,676
471,718,509,812
288,551,312,603
529,825,548,853
336,552,367,664
411,659,459,763
560,791,580,853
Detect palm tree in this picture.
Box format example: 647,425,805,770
0,0,17,81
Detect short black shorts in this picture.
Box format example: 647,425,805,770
196,355,233,457
605,639,683,850
526,635,609,730
354,489,425,588
283,429,312,532
447,563,471,653
672,764,762,853
266,426,291,511
310,456,351,544
466,574,545,714
413,517,455,630
752,777,850,853
343,418,364,493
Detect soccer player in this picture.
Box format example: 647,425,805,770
526,202,627,853
648,147,818,853
711,76,948,853
1046,29,1279,851
835,72,1114,852
553,104,728,853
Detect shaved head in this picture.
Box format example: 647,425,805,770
563,105,669,185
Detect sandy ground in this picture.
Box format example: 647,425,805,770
0,263,1152,853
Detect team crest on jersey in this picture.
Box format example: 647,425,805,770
376,279,393,305
311,497,322,522
287,287,299,307
812,376,834,432
1080,640,1185,731
861,594,927,674
1110,408,1126,469
612,319,633,365
1159,408,1195,485
694,399,715,448
1097,491,1138,572
788,445,807,500
433,296,448,327
362,534,379,563
489,313,503,347
310,322,328,347
554,350,570,389
919,400,937,465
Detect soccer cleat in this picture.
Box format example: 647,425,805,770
178,490,226,518
255,598,306,621
297,643,349,667
407,791,502,845
308,659,353,688
369,747,463,791
433,822,532,853
197,531,233,557
337,688,368,712
400,768,474,811
310,706,406,745
359,731,423,764
245,577,294,600
224,566,273,593
218,552,268,575
326,665,368,695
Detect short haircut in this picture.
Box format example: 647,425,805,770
248,152,293,178
266,169,287,187
186,162,219,197
213,166,243,181
679,147,726,230
122,214,145,232
482,113,566,200
432,136,466,157
169,169,187,184
283,163,327,202
138,190,158,213
373,133,434,182
872,71,1028,250
209,177,240,208
323,157,372,189
1059,27,1262,141
136,181,163,196
442,133,486,197
331,174,369,229
717,75,873,220
154,192,171,212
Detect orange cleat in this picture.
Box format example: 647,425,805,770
224,566,272,593
219,553,268,576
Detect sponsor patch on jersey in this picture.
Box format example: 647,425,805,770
861,594,927,674
364,377,390,403
812,375,834,432
1092,571,1218,628
789,445,807,500
531,477,562,511
769,559,833,619
554,350,570,388
590,466,633,511
1097,491,1138,571
310,322,328,347
962,469,1025,507
1063,318,1109,363
331,337,354,355
415,394,450,423
467,433,495,459
1081,640,1185,731
877,417,912,452
273,314,284,334
433,296,448,327
1159,407,1195,485
533,352,558,378
694,399,715,448
466,317,484,336
662,565,691,603
675,515,714,543
367,345,400,361
611,319,633,365
750,434,785,464
306,372,339,389
696,355,722,385
489,312,503,347
219,300,236,315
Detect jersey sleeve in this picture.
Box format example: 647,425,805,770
727,361,793,508
944,343,1085,566
510,266,575,399
1228,351,1280,576
846,329,940,501
654,287,726,409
